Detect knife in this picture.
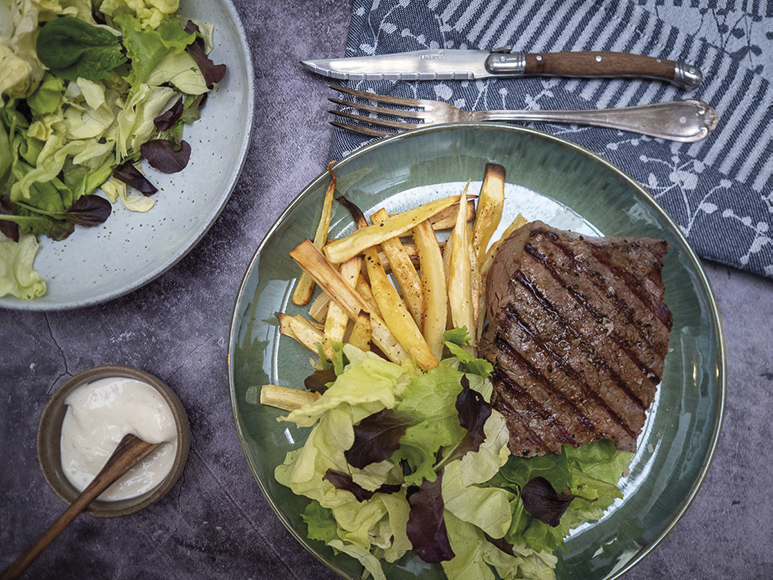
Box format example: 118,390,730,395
301,47,702,90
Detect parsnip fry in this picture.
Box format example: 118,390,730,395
348,311,372,351
468,223,481,336
289,240,369,319
323,257,363,359
307,292,331,323
355,276,381,315
378,247,421,272
290,240,406,363
331,239,426,265
413,219,447,361
371,208,424,326
334,196,382,317
278,312,324,353
370,315,409,363
429,198,476,230
472,163,506,263
364,246,438,370
292,162,337,305
477,274,488,342
447,182,476,347
260,384,320,412
324,195,461,264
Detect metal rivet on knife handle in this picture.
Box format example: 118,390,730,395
484,50,702,90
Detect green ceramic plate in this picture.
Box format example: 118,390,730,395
228,124,725,580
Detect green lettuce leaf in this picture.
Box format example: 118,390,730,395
442,459,512,540
99,0,180,30
328,539,388,580
392,362,468,485
62,78,120,141
279,345,412,429
301,501,339,544
114,13,195,93
63,160,114,199
275,400,410,580
27,73,66,117
441,511,557,580
443,327,470,346
0,108,10,188
0,211,74,241
495,449,572,493
114,82,176,159
0,232,46,299
0,0,46,103
443,327,494,377
145,49,207,95
491,440,632,553
456,408,510,485
35,16,127,81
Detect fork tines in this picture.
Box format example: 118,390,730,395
328,85,425,137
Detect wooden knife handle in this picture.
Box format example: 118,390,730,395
523,51,701,90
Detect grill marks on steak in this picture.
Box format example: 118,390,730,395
479,221,672,457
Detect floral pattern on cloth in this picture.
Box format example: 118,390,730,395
327,0,773,278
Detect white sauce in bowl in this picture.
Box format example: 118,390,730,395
60,377,178,501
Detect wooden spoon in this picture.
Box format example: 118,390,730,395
1,434,160,580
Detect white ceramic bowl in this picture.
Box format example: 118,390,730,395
0,0,254,311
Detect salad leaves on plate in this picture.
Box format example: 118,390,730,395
35,16,127,81
0,0,226,300
273,340,633,580
0,232,45,299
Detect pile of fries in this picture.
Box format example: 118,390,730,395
261,163,527,411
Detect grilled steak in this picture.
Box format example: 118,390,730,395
479,221,672,457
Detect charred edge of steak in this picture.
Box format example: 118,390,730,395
482,221,672,457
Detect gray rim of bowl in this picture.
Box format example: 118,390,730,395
227,123,727,579
2,0,255,312
37,365,191,518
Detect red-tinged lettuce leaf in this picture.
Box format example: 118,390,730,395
521,476,595,527
113,162,158,195
183,21,226,88
483,531,516,556
0,219,19,242
441,375,492,466
0,196,20,242
406,473,455,563
63,194,111,227
3,212,75,241
42,219,75,241
345,409,414,469
140,139,191,174
304,367,336,394
154,97,184,131
456,375,491,449
322,469,401,502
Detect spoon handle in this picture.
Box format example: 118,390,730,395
1,434,159,580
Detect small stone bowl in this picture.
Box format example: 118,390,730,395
37,365,191,518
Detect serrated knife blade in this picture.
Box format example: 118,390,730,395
301,48,702,90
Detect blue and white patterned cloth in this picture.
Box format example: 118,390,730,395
328,0,772,278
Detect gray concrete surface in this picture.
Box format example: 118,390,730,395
1,1,771,579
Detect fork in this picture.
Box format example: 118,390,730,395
328,85,718,142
